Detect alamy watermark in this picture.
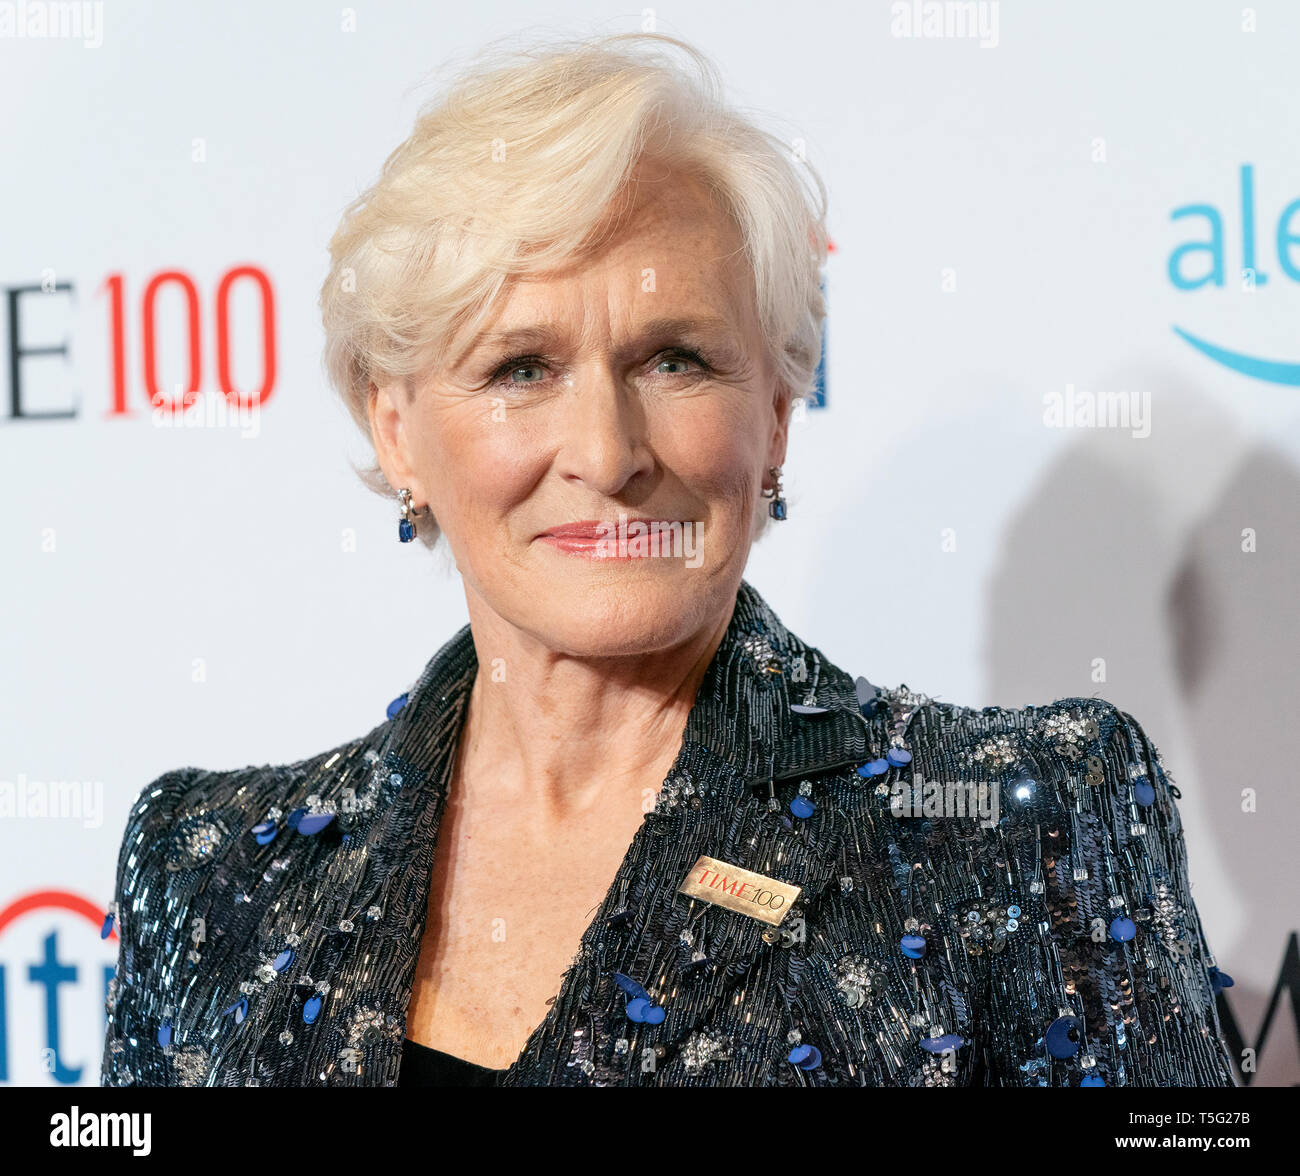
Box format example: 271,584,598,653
0,2,103,47
595,512,704,568
887,771,1000,826
151,388,262,438
1043,384,1151,438
890,1,1000,48
0,773,103,828
50,1108,150,1156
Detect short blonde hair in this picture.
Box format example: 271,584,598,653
320,30,829,548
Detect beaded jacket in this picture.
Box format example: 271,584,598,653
100,579,1237,1087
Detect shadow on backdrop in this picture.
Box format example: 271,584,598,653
984,369,1300,1087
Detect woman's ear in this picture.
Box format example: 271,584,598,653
767,381,793,471
368,378,424,503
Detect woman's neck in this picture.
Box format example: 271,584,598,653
453,597,731,819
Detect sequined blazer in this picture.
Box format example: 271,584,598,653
101,580,1237,1087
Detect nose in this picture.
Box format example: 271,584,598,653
553,363,655,497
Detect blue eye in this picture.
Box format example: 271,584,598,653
656,349,709,376
489,347,709,389
488,355,549,388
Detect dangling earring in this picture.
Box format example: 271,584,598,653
762,466,787,520
397,488,419,543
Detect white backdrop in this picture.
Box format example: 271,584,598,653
1,0,1297,1086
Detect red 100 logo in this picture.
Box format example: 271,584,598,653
5,264,276,419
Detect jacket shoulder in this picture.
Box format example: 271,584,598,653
887,686,1163,784
865,685,1235,1086
102,722,394,1086
130,717,395,835
886,687,1199,842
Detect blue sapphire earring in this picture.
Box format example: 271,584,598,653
397,488,418,543
762,466,787,520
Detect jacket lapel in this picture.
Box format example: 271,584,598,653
267,623,475,1086
482,581,880,1085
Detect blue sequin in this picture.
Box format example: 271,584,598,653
920,1033,964,1053
252,820,278,845
273,948,295,972
223,998,248,1025
788,1044,822,1069
1209,968,1235,995
857,758,890,778
1046,1015,1083,1059
901,934,927,959
886,747,912,767
303,994,323,1024
386,692,409,719
790,795,816,819
613,972,649,1001
100,912,114,939
619,971,665,1025
296,812,335,836
1109,916,1137,943
1134,778,1156,807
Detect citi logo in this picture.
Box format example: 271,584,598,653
1169,163,1300,385
0,890,117,1085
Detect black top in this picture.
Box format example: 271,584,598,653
398,1037,505,1087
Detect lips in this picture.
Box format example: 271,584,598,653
538,519,672,540
535,517,692,560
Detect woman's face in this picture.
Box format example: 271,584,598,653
371,168,789,657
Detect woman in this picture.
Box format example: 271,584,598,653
100,32,1236,1088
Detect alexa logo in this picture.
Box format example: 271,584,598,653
1168,163,1300,385
0,890,117,1086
